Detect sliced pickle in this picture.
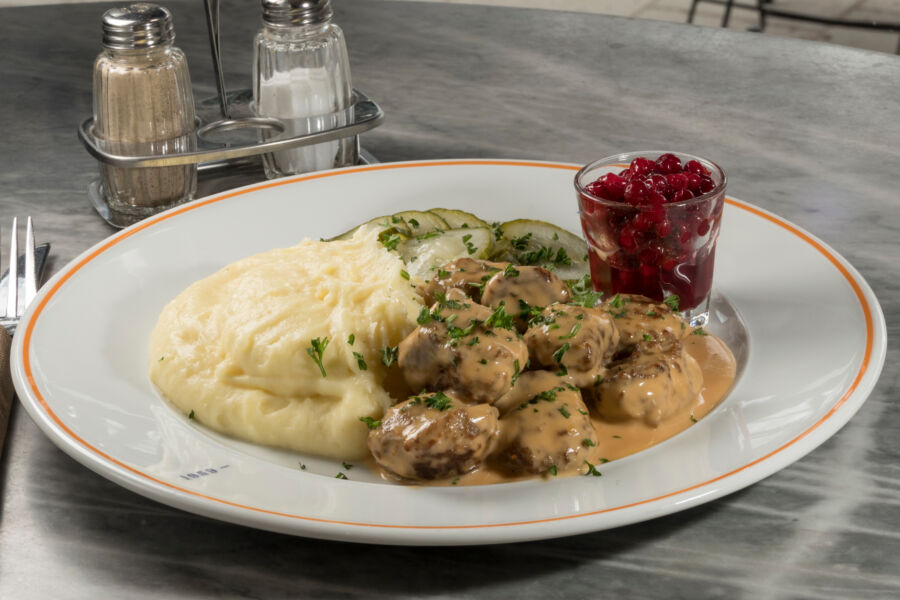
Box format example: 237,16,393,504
392,210,448,234
428,208,490,230
328,214,412,241
398,227,493,281
490,219,589,280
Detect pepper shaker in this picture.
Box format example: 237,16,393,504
253,0,357,179
93,3,197,219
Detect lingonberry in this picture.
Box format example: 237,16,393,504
655,153,682,174
684,160,709,176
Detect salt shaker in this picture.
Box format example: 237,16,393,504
93,3,197,219
253,0,357,179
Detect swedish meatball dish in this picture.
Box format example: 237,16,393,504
348,209,737,486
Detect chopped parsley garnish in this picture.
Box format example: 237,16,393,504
380,345,399,367
425,391,453,411
462,233,478,255
479,358,488,365
582,439,596,447
593,374,604,387
568,275,603,307
642,333,653,342
692,327,709,336
306,337,330,377
609,294,624,309
467,336,480,346
520,300,548,326
560,323,582,340
690,414,698,423
435,267,451,279
558,404,571,419
532,387,565,403
510,232,533,250
381,233,402,251
511,359,521,385
299,462,306,470
408,218,420,228
451,477,460,485
347,333,355,345
664,294,680,311
447,320,479,340
552,232,559,241
552,342,571,364
342,461,354,470
503,264,520,278
485,302,516,330
517,245,571,269
417,231,442,241
548,465,558,476
335,472,348,480
188,410,195,420
400,270,410,280
583,460,602,477
353,351,367,370
158,356,165,362
435,292,463,310
445,313,458,324
359,416,381,430
645,311,659,317
417,306,433,325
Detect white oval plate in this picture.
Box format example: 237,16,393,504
12,160,886,546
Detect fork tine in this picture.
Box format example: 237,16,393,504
6,217,16,317
23,217,36,309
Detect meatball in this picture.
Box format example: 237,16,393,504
525,304,619,385
481,265,571,315
604,293,688,347
491,378,596,476
421,257,508,305
368,392,499,481
398,290,529,404
591,331,702,427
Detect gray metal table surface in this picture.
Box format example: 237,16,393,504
1,1,897,598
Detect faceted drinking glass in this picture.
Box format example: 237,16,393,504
575,151,726,327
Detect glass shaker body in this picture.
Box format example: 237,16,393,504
253,21,357,178
93,43,197,216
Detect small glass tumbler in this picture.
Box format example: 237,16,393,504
575,151,726,327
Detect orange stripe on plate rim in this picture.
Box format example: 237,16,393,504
21,160,875,530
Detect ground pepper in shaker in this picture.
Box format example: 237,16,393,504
93,3,197,218
253,0,357,178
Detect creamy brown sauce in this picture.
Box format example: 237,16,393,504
370,332,735,486
366,256,738,487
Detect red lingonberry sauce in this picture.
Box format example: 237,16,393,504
578,153,724,310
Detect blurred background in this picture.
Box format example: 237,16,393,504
3,0,899,54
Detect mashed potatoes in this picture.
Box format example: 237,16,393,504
148,227,422,460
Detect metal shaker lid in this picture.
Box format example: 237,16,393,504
261,0,333,27
102,3,175,49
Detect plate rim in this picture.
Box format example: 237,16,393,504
12,158,887,545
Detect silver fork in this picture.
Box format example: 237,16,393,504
1,216,39,454
0,217,37,334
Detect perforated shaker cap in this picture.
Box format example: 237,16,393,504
261,0,333,27
102,3,175,49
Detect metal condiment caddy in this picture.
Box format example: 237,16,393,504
79,0,384,228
